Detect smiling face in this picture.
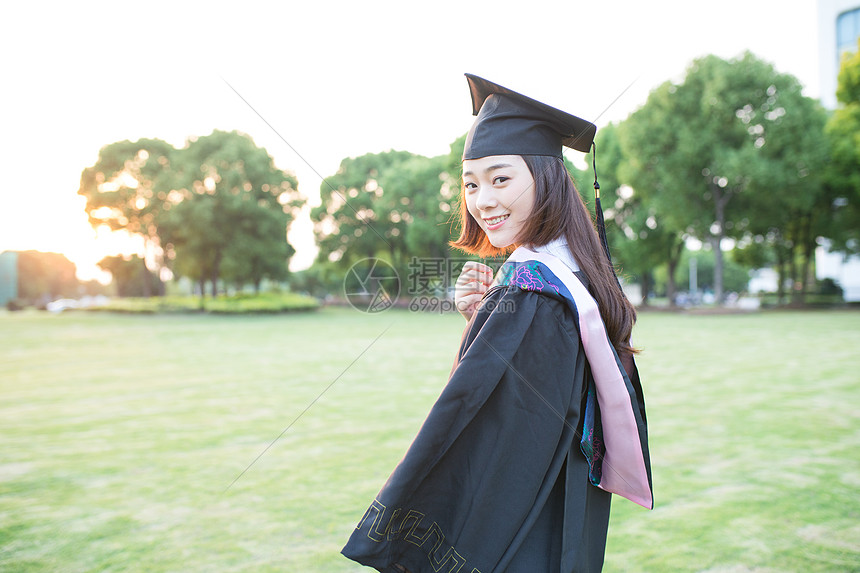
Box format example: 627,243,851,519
462,155,536,250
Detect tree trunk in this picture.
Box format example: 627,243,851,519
787,247,799,307
150,236,166,297
141,256,152,298
640,271,652,307
711,235,724,305
798,214,815,306
774,243,787,306
211,254,222,298
711,183,731,305
666,259,678,307
666,239,685,307
389,244,398,271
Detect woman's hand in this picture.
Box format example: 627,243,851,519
454,261,495,321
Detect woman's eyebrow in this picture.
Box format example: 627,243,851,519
462,163,513,178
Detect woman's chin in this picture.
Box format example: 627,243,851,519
487,236,515,249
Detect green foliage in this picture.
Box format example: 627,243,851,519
824,38,860,253
77,138,177,240
158,194,220,291
443,133,470,247
675,248,751,294
80,279,112,297
311,148,459,286
14,250,79,304
444,134,467,180
160,131,301,296
97,255,163,297
206,292,318,313
622,52,829,304
401,155,458,259
87,292,318,314
836,38,860,105
79,131,303,297
757,292,847,307
737,62,830,305
218,200,293,292
289,263,344,299
817,277,844,296
731,237,774,269
312,150,415,264
588,123,685,302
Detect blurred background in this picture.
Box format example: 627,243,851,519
1,0,858,309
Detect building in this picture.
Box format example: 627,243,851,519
0,251,18,307
818,0,860,108
816,0,860,301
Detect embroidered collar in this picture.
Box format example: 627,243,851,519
530,237,580,273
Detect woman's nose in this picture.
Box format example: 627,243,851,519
475,185,497,211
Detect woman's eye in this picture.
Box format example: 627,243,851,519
464,181,477,190
493,176,509,184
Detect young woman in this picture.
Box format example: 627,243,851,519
343,74,652,573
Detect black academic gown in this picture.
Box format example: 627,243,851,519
343,250,652,573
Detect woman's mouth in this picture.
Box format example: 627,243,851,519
484,214,510,230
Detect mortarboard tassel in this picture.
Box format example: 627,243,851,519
592,142,628,296
592,142,612,263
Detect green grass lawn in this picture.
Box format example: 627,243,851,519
1,308,858,572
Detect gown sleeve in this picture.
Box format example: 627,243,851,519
342,286,611,573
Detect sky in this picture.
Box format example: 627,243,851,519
0,0,823,281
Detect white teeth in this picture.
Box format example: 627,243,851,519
485,214,509,225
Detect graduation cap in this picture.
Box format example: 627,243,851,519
463,73,616,268
463,73,597,160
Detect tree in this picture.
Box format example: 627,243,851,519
622,52,828,304
78,138,177,296
310,147,467,299
581,123,686,305
619,87,694,305
741,82,829,305
312,150,455,267
15,251,78,304
675,249,751,295
158,195,218,296
289,262,343,299
396,155,458,261
79,131,301,297
825,37,860,255
443,134,467,186
312,150,416,266
97,255,163,297
219,199,292,293
157,131,302,296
